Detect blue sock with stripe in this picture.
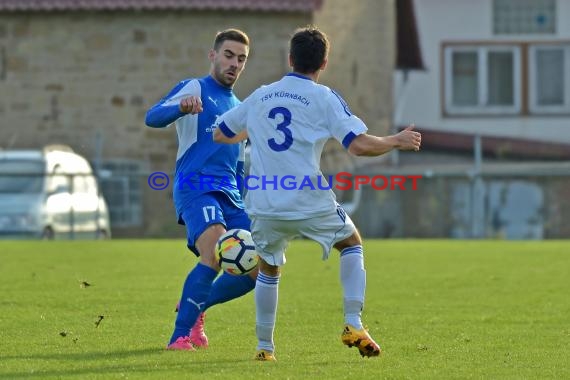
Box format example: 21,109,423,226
203,272,256,311
170,263,217,344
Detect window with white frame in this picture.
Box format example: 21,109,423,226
528,44,570,113
444,45,521,115
493,0,556,35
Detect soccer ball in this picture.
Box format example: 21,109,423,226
217,229,259,275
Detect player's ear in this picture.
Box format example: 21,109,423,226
320,58,328,71
288,54,294,68
208,49,216,62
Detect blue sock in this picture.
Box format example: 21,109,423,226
170,263,217,344
203,272,256,311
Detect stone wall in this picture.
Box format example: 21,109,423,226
0,11,307,164
315,0,395,136
315,0,396,176
0,5,396,237
0,11,311,237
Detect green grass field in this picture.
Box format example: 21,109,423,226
0,240,568,379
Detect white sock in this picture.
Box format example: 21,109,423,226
255,272,280,352
340,245,365,329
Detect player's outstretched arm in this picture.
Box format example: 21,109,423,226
145,96,202,128
145,77,203,128
145,102,183,128
348,124,421,157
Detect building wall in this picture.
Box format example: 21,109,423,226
0,11,308,161
315,0,395,137
396,0,570,144
0,11,310,236
0,4,397,238
352,166,570,239
314,0,396,175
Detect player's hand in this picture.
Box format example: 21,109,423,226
396,124,421,151
179,96,203,114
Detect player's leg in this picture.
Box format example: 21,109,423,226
251,217,290,361
168,194,225,349
334,231,381,357
203,198,257,311
334,230,366,331
301,205,380,357
333,216,381,357
254,257,279,361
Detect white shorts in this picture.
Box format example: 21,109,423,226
250,205,356,266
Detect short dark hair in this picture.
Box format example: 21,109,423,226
289,26,329,74
213,29,250,51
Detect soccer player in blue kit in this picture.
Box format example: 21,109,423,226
145,29,257,351
214,26,421,360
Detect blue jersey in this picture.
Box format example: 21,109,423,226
145,75,245,221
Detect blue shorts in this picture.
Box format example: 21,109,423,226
179,192,251,257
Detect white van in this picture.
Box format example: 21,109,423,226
0,145,111,239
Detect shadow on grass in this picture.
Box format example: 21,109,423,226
1,347,249,378
1,347,163,361
1,363,240,379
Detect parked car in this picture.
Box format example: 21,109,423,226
0,145,111,239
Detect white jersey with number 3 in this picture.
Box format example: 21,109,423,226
217,73,367,219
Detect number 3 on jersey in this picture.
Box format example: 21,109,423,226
268,107,293,152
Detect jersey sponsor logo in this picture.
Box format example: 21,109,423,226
205,116,220,133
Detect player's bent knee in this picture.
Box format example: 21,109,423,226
248,267,259,279
196,223,226,271
200,255,221,271
199,223,226,239
334,232,362,251
259,259,280,277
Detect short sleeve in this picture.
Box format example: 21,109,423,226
325,89,368,149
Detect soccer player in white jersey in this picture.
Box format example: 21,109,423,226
146,29,257,351
214,26,421,361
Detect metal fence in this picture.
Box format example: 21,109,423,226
2,162,569,240
348,161,570,239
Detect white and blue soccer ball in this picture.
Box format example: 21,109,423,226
217,229,259,275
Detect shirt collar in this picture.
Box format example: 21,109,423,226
286,72,312,81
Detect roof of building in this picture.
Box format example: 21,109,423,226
0,0,322,13
396,0,425,71
405,126,570,161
